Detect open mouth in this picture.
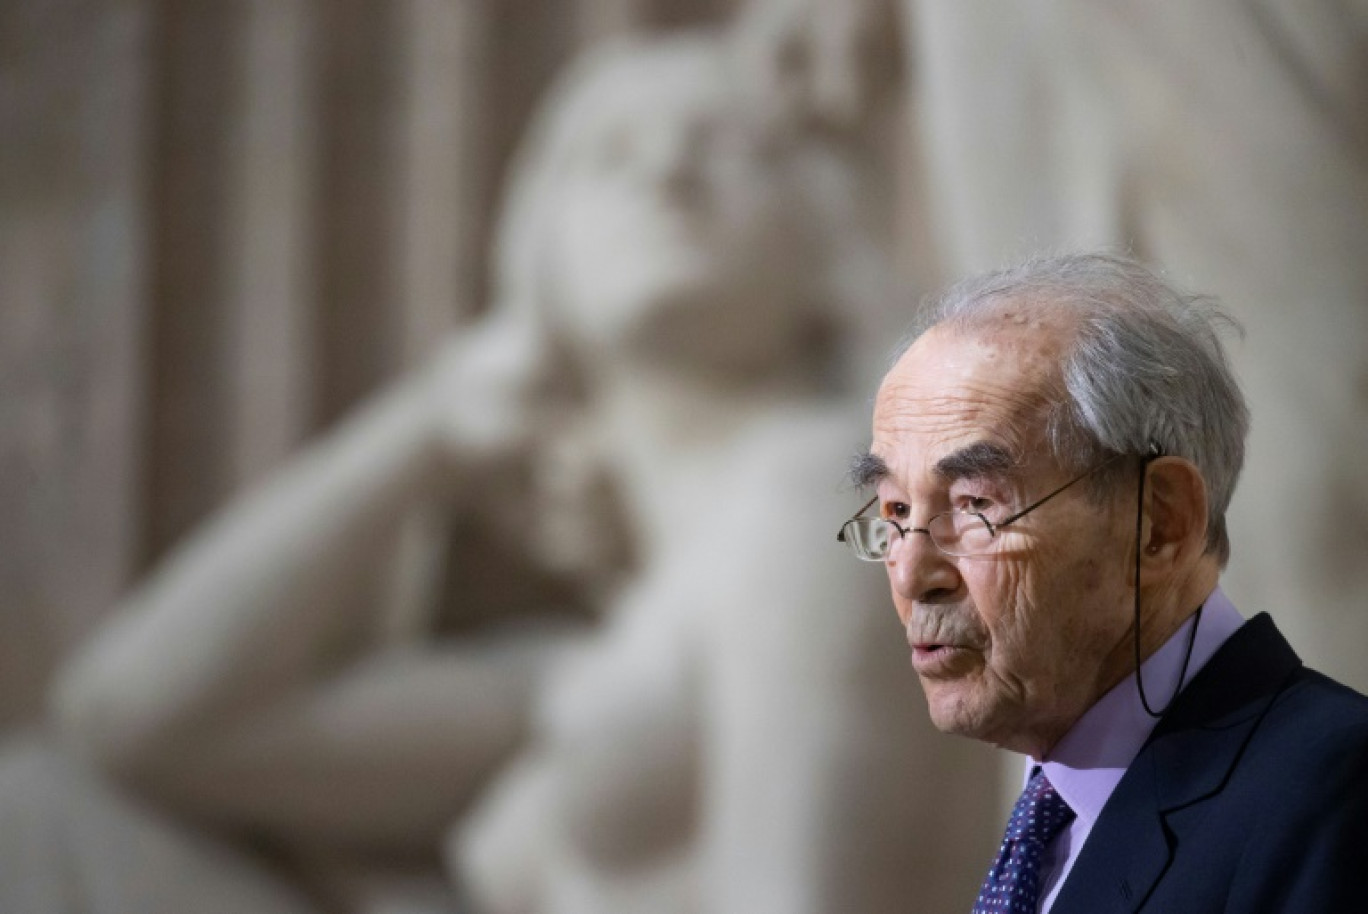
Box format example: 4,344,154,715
910,643,969,673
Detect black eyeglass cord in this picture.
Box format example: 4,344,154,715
1133,452,1203,719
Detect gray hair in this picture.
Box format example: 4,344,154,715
905,252,1249,565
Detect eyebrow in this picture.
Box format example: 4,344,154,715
849,440,1021,490
933,441,1019,482
848,452,890,488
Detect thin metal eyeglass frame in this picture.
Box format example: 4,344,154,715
836,452,1126,560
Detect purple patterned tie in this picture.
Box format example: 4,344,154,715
972,768,1075,913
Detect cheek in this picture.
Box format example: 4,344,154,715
1073,552,1112,596
886,572,912,627
968,561,1033,649
1023,551,1131,676
1059,523,1134,623
971,559,1078,693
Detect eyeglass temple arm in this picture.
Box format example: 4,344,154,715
995,451,1133,529
839,447,1161,541
836,495,881,542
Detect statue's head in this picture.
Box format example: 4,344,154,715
731,0,903,138
493,34,868,388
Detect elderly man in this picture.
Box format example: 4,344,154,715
839,252,1368,912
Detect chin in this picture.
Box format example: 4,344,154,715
922,683,1004,745
922,683,974,735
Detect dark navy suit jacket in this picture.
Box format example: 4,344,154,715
1050,613,1368,913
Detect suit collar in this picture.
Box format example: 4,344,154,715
1040,589,1244,833
1051,613,1302,912
1145,613,1301,812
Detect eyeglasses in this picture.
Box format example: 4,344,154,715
836,454,1124,561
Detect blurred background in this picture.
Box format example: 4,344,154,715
2,1,1366,912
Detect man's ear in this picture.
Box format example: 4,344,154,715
1141,456,1209,565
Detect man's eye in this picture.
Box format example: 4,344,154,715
960,496,994,514
882,501,911,520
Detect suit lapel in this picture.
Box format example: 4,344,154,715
1050,752,1171,913
1050,614,1301,913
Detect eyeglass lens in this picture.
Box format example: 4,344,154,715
841,513,997,561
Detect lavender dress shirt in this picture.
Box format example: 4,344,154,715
1032,586,1245,913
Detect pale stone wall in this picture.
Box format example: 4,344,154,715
1,0,152,730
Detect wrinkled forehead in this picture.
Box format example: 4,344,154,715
870,322,1067,485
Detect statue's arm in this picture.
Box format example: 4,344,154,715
52,375,447,768
51,316,552,806
147,632,576,854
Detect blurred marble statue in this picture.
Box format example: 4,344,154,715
732,0,902,139
7,21,992,914
730,0,946,369
452,31,994,914
33,301,620,912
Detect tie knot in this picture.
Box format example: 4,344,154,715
1006,769,1074,848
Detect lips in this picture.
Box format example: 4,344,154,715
906,626,978,654
910,639,970,658
910,642,973,676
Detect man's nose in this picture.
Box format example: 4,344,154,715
885,527,962,607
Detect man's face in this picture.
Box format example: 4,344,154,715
869,318,1137,758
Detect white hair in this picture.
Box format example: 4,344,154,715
905,252,1249,564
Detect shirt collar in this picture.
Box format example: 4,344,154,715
1036,586,1245,829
